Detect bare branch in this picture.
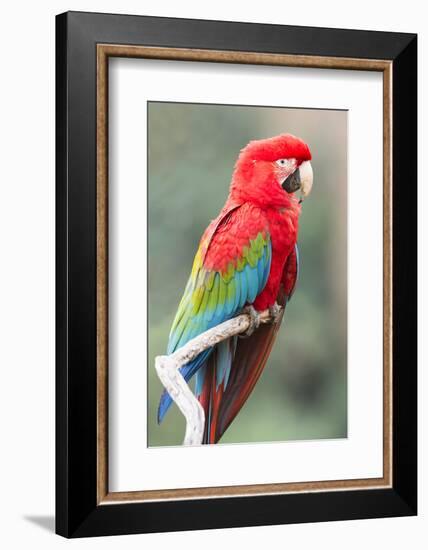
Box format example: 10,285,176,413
155,308,275,445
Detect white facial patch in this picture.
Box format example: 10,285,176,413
275,158,298,188
275,158,297,171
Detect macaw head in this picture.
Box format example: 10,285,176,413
230,133,313,206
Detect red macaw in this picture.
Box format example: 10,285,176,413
158,134,313,443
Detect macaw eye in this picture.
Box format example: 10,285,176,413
275,158,298,171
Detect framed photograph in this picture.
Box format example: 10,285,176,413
56,11,417,538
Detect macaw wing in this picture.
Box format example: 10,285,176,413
202,244,299,444
157,203,272,423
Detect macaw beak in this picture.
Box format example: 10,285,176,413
282,167,301,193
282,160,313,200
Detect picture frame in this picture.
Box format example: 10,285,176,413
56,11,417,538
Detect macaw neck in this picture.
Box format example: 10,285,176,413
228,177,299,211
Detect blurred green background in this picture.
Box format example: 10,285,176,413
147,102,347,446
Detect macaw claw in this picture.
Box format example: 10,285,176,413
240,305,261,338
268,302,282,324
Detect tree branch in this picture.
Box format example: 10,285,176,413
155,308,275,445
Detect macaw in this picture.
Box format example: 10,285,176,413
157,133,313,444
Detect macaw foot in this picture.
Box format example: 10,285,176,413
268,302,283,324
240,305,261,338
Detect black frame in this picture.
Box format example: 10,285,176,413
56,11,417,538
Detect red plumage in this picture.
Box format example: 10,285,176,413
197,133,312,443
158,133,312,442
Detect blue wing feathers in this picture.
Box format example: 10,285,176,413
216,340,231,390
245,263,259,303
215,336,237,390
195,363,207,397
157,228,273,424
237,269,248,309
257,252,265,290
